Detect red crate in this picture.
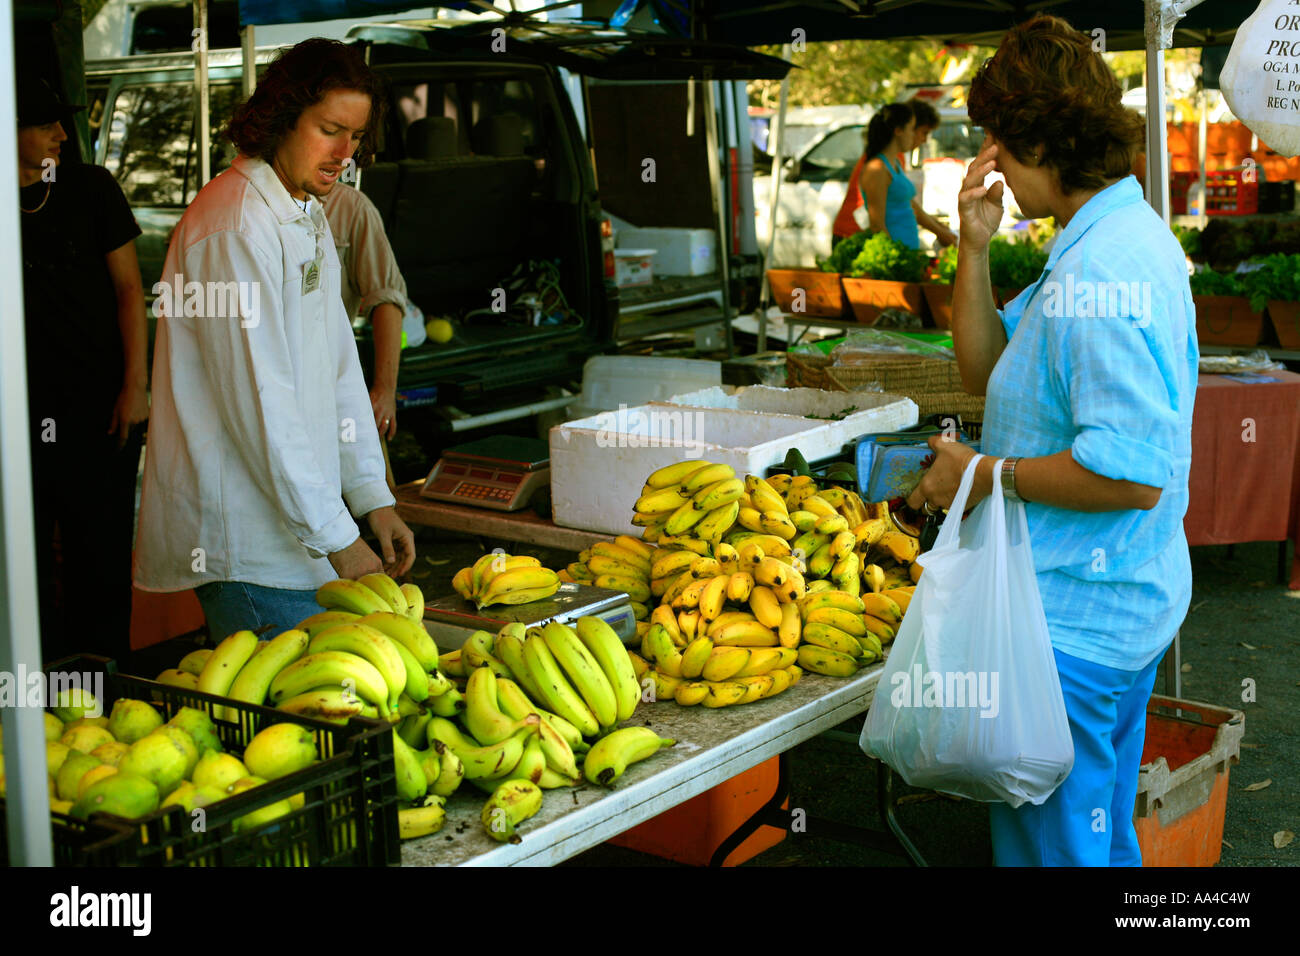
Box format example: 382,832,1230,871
1205,169,1259,216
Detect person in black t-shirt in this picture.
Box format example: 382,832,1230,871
17,75,148,666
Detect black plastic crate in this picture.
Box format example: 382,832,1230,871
2,656,400,867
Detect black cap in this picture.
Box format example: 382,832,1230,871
17,76,84,128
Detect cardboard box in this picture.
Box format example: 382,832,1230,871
617,226,717,276
614,248,655,288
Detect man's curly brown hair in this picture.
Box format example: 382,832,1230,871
968,15,1144,195
226,38,387,168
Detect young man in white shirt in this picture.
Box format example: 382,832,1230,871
134,39,415,639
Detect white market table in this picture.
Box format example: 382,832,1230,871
400,665,898,867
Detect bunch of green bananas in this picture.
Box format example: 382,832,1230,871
451,552,562,609
561,535,655,620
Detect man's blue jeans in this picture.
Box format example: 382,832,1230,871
194,581,324,642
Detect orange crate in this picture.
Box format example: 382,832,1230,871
607,756,786,866
1135,695,1244,867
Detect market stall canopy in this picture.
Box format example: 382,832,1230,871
586,0,1247,51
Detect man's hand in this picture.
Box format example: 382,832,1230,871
370,384,397,440
108,382,149,449
958,136,1005,252
906,435,991,513
366,506,415,577
328,535,384,579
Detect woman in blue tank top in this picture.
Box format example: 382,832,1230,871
855,103,955,249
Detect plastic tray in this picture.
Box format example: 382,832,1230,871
1,656,400,867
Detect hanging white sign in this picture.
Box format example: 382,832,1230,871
1221,0,1300,157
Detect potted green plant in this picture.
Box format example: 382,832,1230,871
1242,253,1300,349
921,244,960,329
988,237,1049,307
840,232,930,324
766,233,867,319
1189,267,1263,346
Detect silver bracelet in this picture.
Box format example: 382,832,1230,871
1000,457,1024,503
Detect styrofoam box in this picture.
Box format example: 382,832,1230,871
567,356,721,422
548,396,916,537
663,385,918,454
614,248,655,288
617,227,717,276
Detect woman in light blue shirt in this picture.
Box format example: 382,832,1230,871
906,15,1198,866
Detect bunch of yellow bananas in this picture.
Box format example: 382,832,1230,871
560,535,655,620
451,553,561,609
631,459,746,543
790,586,914,677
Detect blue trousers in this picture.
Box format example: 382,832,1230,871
194,581,324,643
989,645,1163,866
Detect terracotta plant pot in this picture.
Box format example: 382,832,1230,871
920,282,954,329
1266,300,1300,349
1194,295,1265,346
766,269,845,318
840,277,927,324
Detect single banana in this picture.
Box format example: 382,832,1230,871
307,623,407,710
296,610,364,639
451,566,476,600
591,541,652,575
613,535,655,561
587,552,648,581
269,651,392,720
692,477,745,513
469,553,500,596
735,674,776,704
715,542,740,573
736,505,766,534
464,667,538,745
429,687,466,718
881,587,913,616
227,628,310,710
358,612,441,672
481,779,544,842
778,602,802,649
679,462,736,496
701,645,750,682
177,648,213,676
650,604,683,645
583,727,675,787
391,730,428,802
651,548,697,581
400,583,425,622
503,734,548,786
672,578,709,611
645,459,712,489
356,573,407,615
829,530,857,561
494,631,548,703
679,634,714,680
643,624,684,678
677,609,701,642
478,555,544,596
657,535,712,556
733,647,793,678
749,586,783,629
860,615,896,644
196,630,261,720
428,717,537,780
801,621,863,657
477,567,560,609
754,557,790,589
800,495,837,519
497,677,585,757
854,518,889,549
315,578,392,616
798,589,865,617
428,740,464,797
727,571,755,604
860,593,903,625
815,513,849,536
702,681,747,708
705,610,758,638
521,634,600,738
694,500,740,542
574,616,641,723
746,476,789,516
674,681,710,707
592,572,650,605
789,510,819,533
276,685,377,724
764,667,794,698
634,484,693,515
797,645,859,678
765,473,793,494
805,606,867,637
664,498,709,536
156,668,199,689
398,711,433,750
862,563,887,594
698,574,730,622
399,799,446,840
461,628,515,679
651,669,683,702
711,620,778,647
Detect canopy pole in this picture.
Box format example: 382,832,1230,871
194,0,211,188
1144,0,1171,223
241,22,256,99
704,77,735,359
1,0,55,866
758,45,792,355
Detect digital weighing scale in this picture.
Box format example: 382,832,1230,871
419,436,550,512
423,583,638,648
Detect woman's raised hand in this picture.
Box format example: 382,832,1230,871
958,136,1005,250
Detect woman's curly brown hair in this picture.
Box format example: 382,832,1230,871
968,15,1144,194
226,38,387,168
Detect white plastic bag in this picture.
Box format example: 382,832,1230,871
859,455,1074,806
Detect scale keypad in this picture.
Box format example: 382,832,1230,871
456,482,514,503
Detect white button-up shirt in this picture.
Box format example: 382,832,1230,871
135,154,394,593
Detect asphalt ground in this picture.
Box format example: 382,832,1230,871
127,528,1296,870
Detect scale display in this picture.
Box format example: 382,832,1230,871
420,435,550,512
